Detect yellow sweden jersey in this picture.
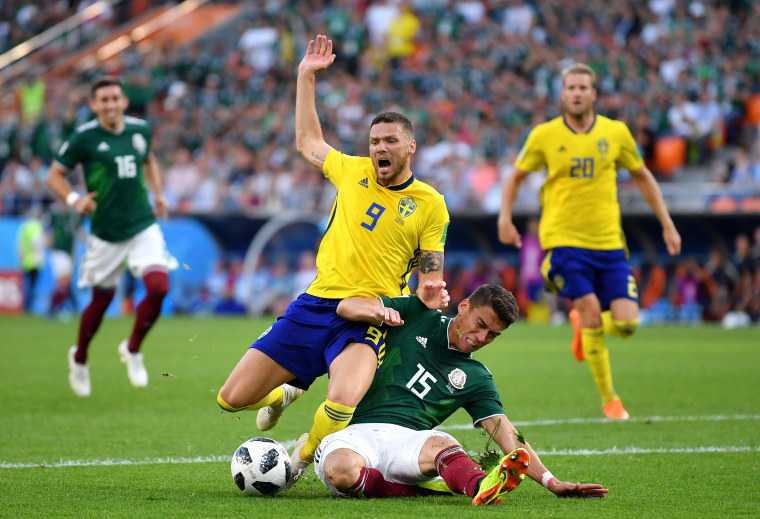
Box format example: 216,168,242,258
307,149,449,299
515,115,644,250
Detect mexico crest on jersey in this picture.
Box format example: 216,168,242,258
132,133,147,155
448,368,467,390
398,196,417,218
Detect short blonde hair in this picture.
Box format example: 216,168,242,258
561,63,596,87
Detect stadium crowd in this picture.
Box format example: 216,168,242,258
2,0,760,216
3,0,760,324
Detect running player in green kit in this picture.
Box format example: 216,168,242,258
314,284,608,505
46,76,176,398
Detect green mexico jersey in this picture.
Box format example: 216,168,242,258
55,116,154,242
351,295,504,430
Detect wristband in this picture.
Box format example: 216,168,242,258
541,471,556,489
65,192,81,207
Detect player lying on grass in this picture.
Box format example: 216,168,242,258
217,34,450,487
313,284,608,504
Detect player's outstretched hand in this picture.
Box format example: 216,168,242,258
74,191,98,215
418,280,450,310
153,194,168,219
497,216,522,248
548,479,609,498
663,224,681,256
374,306,404,326
298,34,336,76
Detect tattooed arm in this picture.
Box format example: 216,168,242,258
295,34,335,170
416,250,447,309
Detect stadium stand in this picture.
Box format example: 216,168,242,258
0,0,759,323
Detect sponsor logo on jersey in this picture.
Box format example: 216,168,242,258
97,141,110,152
597,138,609,156
448,368,467,390
358,178,368,188
398,196,417,218
416,336,428,348
132,133,147,155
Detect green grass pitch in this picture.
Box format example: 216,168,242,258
1,315,758,517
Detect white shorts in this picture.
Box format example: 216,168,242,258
78,223,178,289
314,423,457,497
50,250,73,279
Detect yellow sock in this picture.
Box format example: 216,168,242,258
300,399,355,462
216,386,284,412
601,311,639,338
581,327,616,404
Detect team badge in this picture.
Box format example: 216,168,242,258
597,137,609,157
398,196,417,218
132,133,147,155
448,368,467,390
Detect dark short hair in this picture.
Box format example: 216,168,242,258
91,76,123,98
370,111,414,138
468,284,520,328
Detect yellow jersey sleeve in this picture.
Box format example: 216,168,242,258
419,194,449,252
615,123,645,172
323,148,372,186
514,126,546,172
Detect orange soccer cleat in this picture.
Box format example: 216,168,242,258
472,448,530,506
603,397,630,420
569,308,584,361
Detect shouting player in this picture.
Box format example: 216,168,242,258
217,35,450,485
46,76,175,398
498,63,681,419
314,284,608,504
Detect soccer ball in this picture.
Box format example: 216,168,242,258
230,437,291,496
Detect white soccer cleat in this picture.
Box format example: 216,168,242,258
68,346,91,397
118,339,148,388
283,432,311,490
256,384,304,431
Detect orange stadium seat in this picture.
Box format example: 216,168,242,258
653,136,686,176
746,94,760,125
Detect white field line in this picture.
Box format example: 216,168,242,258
2,445,758,470
437,413,760,431
2,414,758,470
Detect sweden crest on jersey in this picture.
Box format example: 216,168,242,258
398,196,417,218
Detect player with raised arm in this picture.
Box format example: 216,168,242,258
314,284,608,504
46,76,175,398
217,34,450,486
497,63,682,419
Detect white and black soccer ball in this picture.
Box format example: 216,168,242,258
231,437,291,496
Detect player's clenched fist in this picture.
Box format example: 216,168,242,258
374,307,404,326
497,216,522,248
74,192,98,215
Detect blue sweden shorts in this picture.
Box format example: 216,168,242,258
250,293,387,390
541,247,638,310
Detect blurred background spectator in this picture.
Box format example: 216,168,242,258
0,0,758,324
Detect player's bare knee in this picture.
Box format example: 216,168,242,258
419,434,460,474
615,319,639,338
324,449,364,491
217,387,244,412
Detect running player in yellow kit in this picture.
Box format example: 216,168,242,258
217,35,450,486
498,63,681,419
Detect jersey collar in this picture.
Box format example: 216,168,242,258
562,114,597,134
445,317,473,358
98,120,126,135
379,173,415,191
